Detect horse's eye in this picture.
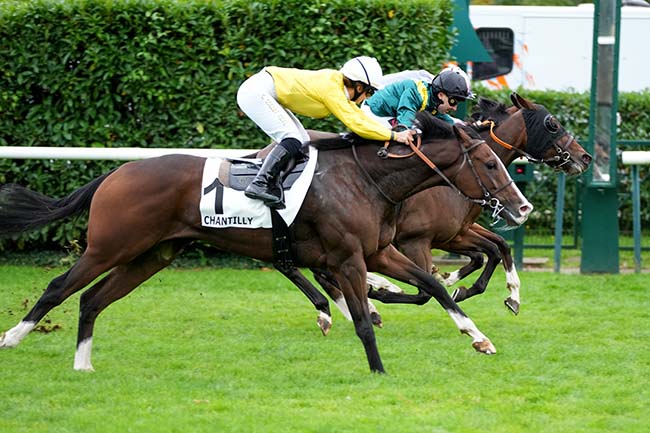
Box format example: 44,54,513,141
486,161,497,170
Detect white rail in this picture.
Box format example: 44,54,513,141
621,150,650,165
0,146,250,161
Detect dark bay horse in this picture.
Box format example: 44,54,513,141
376,94,591,310
0,113,532,373
279,93,591,333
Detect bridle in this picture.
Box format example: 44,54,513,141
351,133,515,224
480,110,575,169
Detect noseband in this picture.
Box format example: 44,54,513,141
352,135,514,224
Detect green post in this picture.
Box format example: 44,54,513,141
580,0,621,274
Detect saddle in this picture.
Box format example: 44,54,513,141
218,129,338,191
219,152,309,192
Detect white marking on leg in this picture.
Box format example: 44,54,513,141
333,295,352,321
505,267,521,304
367,299,379,316
443,270,461,286
317,311,332,335
73,338,95,372
447,310,496,354
366,272,403,293
0,321,36,348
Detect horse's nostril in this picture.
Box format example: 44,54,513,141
520,204,533,215
583,153,593,165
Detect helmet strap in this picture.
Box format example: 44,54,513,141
355,58,371,87
350,82,367,103
431,89,443,110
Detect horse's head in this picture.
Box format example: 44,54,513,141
431,122,533,227
476,93,591,176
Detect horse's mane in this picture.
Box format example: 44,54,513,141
470,96,511,126
411,111,484,139
311,111,475,151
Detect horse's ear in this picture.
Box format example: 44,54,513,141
510,93,522,108
511,92,535,110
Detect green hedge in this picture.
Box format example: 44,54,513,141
0,0,453,250
1,0,648,254
0,0,453,151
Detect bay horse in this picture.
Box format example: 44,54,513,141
0,113,532,373
275,93,591,334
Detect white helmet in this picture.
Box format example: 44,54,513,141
340,56,384,90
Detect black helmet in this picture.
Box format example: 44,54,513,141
431,67,475,100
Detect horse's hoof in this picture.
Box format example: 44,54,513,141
74,365,96,373
472,339,497,354
370,312,383,328
317,313,332,336
504,298,520,315
0,332,8,348
451,287,468,302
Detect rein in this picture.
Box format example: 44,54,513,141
353,135,513,223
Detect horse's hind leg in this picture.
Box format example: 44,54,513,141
74,240,187,371
274,265,333,335
311,268,383,328
0,253,113,349
439,250,484,286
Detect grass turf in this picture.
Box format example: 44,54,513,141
1,265,648,433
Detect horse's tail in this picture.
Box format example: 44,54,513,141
0,169,116,237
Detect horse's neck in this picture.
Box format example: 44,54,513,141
316,142,462,207
374,142,465,202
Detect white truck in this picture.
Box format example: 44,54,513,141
468,3,650,92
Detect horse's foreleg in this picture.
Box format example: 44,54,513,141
275,265,333,335
1,255,112,349
436,228,502,306
74,240,186,371
367,245,495,355
471,224,521,314
330,260,384,373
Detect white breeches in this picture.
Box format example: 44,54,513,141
237,69,309,143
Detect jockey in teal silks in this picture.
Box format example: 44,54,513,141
362,65,475,129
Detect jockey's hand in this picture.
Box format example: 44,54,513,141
394,129,415,145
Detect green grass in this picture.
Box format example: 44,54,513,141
1,265,648,433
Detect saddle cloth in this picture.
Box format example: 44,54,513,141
199,146,318,228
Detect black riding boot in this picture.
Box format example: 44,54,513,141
244,144,294,209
